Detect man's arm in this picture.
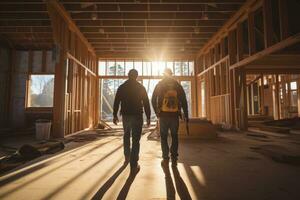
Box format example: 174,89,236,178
178,84,189,120
142,87,151,120
151,84,159,117
113,87,121,118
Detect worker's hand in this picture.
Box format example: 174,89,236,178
113,116,119,125
155,112,160,118
184,116,189,123
146,119,151,127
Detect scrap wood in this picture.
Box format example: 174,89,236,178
0,140,65,174
98,120,113,130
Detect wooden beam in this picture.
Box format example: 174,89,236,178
47,0,95,56
67,53,96,77
263,0,273,48
246,54,300,66
248,11,256,55
229,33,300,70
79,26,219,33
236,22,243,61
197,55,229,77
59,1,246,5
298,79,300,117
97,52,196,60
245,68,300,74
74,19,225,27
197,0,258,56
260,75,264,115
240,67,248,130
278,0,289,40
70,12,231,20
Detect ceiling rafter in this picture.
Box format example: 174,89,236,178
0,0,246,56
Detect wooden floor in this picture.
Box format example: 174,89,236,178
0,131,300,200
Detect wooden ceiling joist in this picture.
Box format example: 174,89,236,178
0,0,246,56
47,0,95,55
60,0,245,5
80,27,218,33
71,12,231,20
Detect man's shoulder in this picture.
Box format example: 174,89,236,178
136,82,147,91
123,80,145,90
117,81,128,91
161,78,180,87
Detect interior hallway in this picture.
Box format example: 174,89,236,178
0,131,300,200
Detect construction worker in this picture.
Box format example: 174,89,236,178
113,69,151,173
151,68,188,167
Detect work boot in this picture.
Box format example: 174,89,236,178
161,159,169,168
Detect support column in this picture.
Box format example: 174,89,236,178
229,68,236,127
47,1,68,138
230,67,248,131
239,67,248,130
52,49,67,138
260,75,265,115
273,75,280,120
298,79,300,117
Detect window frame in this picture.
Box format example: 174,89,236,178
26,73,55,111
98,59,195,78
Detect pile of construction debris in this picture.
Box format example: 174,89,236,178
249,117,300,134
0,140,64,174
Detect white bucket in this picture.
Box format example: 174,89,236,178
35,120,52,140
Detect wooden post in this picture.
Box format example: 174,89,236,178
240,67,248,130
47,0,97,137
273,75,280,120
229,68,236,128
263,0,273,47
237,22,244,61
8,50,16,127
228,30,237,65
298,79,300,117
248,12,256,55
279,0,289,40
260,74,265,115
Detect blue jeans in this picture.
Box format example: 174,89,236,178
159,116,179,161
122,115,143,167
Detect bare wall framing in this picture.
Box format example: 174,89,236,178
47,0,98,137
195,0,300,130
9,50,55,129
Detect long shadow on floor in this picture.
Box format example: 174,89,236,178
91,162,128,200
172,166,192,200
0,138,119,187
162,164,192,200
161,165,176,200
116,168,140,200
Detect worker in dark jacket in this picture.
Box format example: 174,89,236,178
151,68,188,167
113,69,151,172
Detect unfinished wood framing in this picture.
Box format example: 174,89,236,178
1,0,300,135
47,0,98,137
196,0,300,130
